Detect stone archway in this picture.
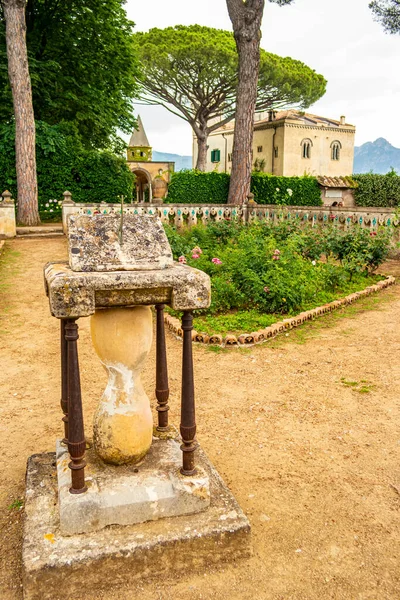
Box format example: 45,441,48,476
132,168,152,203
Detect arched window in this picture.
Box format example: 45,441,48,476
331,141,341,161
301,138,312,159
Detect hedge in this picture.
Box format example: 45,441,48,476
250,173,322,206
166,170,322,206
0,121,135,211
353,172,400,207
166,170,230,204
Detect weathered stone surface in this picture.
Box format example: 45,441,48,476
91,306,154,465
57,433,210,536
44,261,211,317
23,448,251,600
68,214,173,272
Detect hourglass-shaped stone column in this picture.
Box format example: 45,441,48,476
91,306,153,465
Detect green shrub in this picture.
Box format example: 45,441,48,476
0,122,135,215
165,170,322,206
250,173,322,206
353,171,400,207
166,170,230,204
165,221,391,318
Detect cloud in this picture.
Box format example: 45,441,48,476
126,0,400,154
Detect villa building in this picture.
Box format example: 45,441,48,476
193,110,356,177
127,116,174,202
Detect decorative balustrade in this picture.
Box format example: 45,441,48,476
62,195,399,234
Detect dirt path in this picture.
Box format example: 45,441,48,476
1,238,400,600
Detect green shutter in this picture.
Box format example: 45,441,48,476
211,149,221,163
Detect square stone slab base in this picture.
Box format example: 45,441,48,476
56,435,210,535
23,448,251,600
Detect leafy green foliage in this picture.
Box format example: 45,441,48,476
369,0,400,33
0,0,139,149
165,170,321,205
164,221,391,323
0,122,134,212
251,173,322,206
166,170,230,204
353,171,400,207
134,25,326,161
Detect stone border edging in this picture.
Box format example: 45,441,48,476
164,276,396,348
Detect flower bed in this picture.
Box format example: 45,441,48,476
164,276,395,347
164,220,394,341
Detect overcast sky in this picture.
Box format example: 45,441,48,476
125,0,400,156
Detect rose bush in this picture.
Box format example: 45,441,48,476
164,221,392,318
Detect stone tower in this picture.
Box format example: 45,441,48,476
127,115,152,162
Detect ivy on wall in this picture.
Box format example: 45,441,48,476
166,170,322,206
353,172,400,207
0,122,135,210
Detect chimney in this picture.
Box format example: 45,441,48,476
340,115,346,125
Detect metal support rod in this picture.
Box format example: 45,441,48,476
155,304,170,431
65,319,87,494
180,311,197,475
60,319,68,444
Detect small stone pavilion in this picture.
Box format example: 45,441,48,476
127,115,174,202
22,213,250,599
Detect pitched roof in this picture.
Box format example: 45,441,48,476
214,110,355,133
317,176,356,188
128,115,150,147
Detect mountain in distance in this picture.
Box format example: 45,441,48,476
354,138,400,174
153,151,192,172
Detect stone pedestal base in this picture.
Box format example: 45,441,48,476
23,448,251,600
56,434,210,535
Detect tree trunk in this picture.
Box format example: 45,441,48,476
195,134,208,171
3,0,40,225
227,0,264,204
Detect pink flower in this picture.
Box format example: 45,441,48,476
264,286,270,293
178,255,187,264
272,255,280,261
273,249,280,255
191,246,202,255
192,253,200,259
212,257,222,265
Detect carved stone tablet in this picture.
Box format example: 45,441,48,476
68,214,174,272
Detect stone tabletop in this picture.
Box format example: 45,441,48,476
44,262,211,318
67,214,174,272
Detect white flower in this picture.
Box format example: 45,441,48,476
312,260,316,265
50,209,53,212
276,187,280,192
45,203,49,207
287,188,293,196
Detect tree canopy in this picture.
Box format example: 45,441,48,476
133,25,326,170
369,0,400,33
0,0,140,149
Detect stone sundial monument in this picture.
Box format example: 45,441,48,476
22,213,250,599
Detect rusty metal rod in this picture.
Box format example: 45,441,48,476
155,304,170,431
65,319,87,494
180,311,197,475
60,319,68,444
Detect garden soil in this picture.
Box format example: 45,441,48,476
1,237,400,600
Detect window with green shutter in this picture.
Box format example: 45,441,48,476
211,149,221,163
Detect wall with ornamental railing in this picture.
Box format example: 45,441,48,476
62,194,399,234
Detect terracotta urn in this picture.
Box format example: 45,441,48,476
152,177,168,201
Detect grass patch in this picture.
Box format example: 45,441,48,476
340,377,376,394
8,498,24,511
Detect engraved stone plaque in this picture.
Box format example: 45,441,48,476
67,214,174,272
